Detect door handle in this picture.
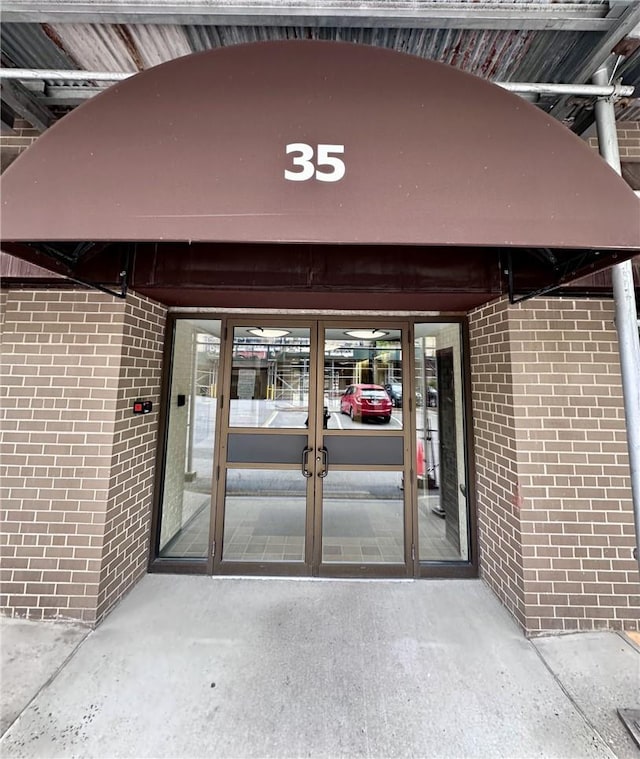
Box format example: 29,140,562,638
301,446,313,478
317,446,329,478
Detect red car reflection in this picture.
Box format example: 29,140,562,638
340,384,392,423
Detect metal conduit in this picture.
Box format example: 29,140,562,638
498,81,634,98
593,66,640,574
0,69,133,81
0,67,635,98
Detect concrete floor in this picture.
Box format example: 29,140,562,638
1,576,638,758
0,619,88,736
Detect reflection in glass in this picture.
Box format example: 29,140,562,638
229,327,311,428
322,470,404,563
159,319,221,558
323,328,403,430
415,323,469,561
222,468,306,562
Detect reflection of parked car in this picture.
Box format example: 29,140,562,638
340,384,392,423
383,383,403,407
385,382,427,409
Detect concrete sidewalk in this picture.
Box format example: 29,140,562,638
1,576,638,758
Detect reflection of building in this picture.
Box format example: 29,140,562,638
1,38,638,636
196,335,220,397
229,338,405,404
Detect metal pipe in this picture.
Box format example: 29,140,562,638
0,67,635,98
0,69,133,81
497,81,634,98
593,66,640,573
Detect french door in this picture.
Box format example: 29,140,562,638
213,320,412,577
154,315,474,577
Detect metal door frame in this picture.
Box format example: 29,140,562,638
149,312,478,580
212,317,413,578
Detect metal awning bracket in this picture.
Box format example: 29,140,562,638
506,247,613,304
27,241,132,299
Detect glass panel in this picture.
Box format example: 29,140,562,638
323,328,403,430
229,327,311,428
222,468,306,562
226,434,308,464
159,319,221,559
414,323,469,561
327,436,403,466
322,470,404,563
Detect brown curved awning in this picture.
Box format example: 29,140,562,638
1,41,638,310
1,40,638,250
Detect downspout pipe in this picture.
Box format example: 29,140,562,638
593,66,640,573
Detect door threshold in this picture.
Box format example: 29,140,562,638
208,575,416,583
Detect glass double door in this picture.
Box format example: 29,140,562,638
213,321,411,577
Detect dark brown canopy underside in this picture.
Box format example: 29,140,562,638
1,240,636,311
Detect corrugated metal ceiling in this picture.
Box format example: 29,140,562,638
1,0,639,131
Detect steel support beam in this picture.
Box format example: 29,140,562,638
593,65,640,574
0,78,54,132
1,102,16,134
572,4,640,83
0,1,619,30
22,82,111,107
550,2,640,125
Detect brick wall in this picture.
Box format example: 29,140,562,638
617,121,640,159
587,120,640,159
0,290,166,624
587,120,640,191
468,299,526,628
96,294,166,621
0,118,41,173
470,297,639,634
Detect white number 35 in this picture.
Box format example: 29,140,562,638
284,143,346,182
